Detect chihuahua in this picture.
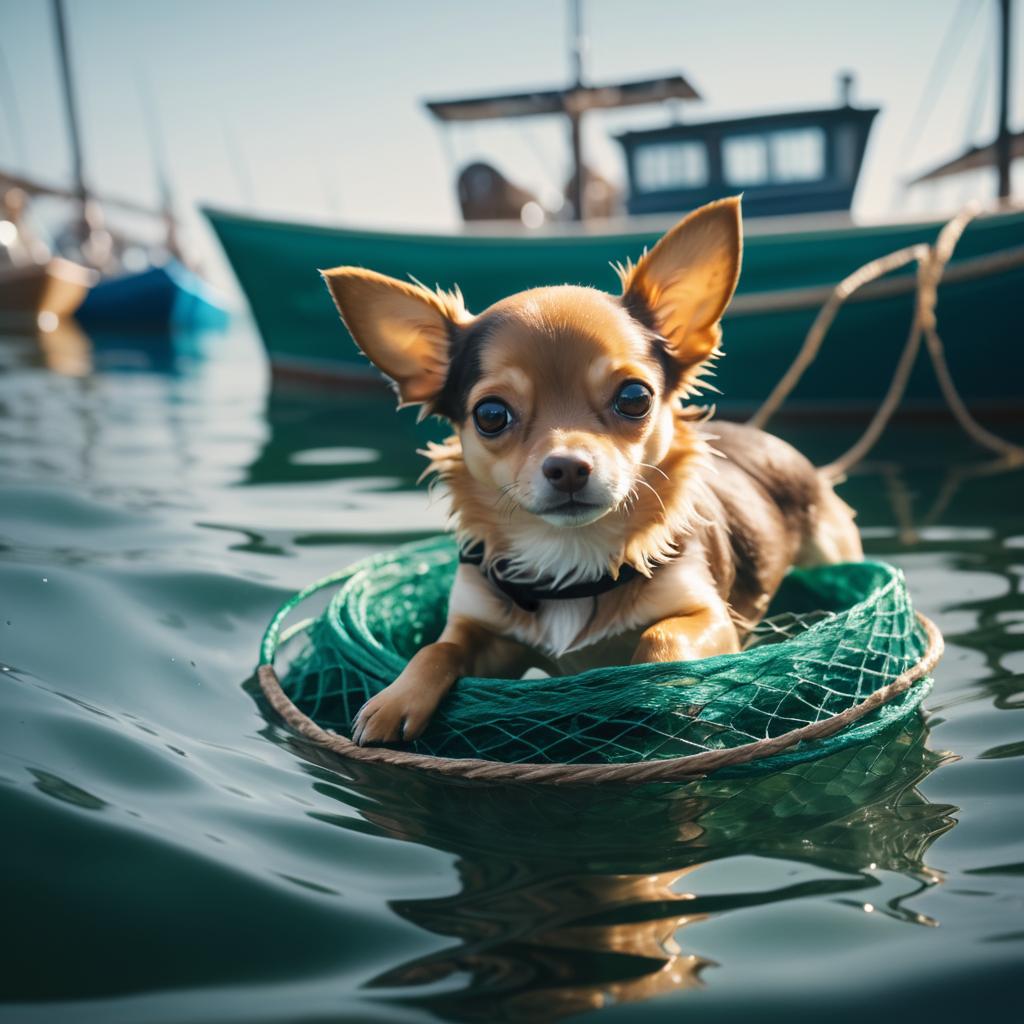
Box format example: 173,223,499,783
323,196,862,746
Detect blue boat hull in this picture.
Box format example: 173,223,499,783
76,261,229,331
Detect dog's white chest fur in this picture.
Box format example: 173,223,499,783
448,546,721,661
526,597,604,657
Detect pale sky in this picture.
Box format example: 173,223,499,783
0,0,1020,290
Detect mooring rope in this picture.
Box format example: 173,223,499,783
748,203,1024,478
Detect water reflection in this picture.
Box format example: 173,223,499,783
30,321,93,376
266,718,955,1022
244,381,446,488
0,321,226,378
6,321,1020,1018
7,322,1021,535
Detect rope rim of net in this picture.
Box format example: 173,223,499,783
256,609,943,786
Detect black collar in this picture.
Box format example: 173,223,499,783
458,542,640,612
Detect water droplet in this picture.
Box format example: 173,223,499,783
863,903,875,913
42,577,48,583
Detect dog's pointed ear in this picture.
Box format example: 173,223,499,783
620,196,742,375
321,267,470,407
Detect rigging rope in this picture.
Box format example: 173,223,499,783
896,0,983,192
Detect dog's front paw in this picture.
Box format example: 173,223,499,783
351,685,432,746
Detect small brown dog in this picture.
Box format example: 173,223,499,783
323,196,861,745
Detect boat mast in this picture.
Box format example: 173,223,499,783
567,0,586,221
907,0,1020,195
996,0,1013,198
423,6,699,224
52,0,87,214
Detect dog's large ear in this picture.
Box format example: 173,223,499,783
619,196,742,378
321,267,469,407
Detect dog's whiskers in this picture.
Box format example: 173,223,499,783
636,477,667,514
493,483,517,510
494,482,524,522
640,462,669,481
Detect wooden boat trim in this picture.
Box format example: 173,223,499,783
0,257,97,328
727,243,1024,318
0,257,97,289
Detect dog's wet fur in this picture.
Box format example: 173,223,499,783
323,197,862,745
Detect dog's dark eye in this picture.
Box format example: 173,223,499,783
614,382,653,419
472,398,512,436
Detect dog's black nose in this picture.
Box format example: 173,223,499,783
542,454,592,494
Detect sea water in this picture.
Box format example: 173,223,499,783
1,322,1022,1023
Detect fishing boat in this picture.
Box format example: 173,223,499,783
0,170,97,327
206,0,1022,412
0,1,229,333
205,203,1023,411
1,167,231,332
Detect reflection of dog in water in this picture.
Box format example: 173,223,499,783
373,866,710,1021
287,721,955,1023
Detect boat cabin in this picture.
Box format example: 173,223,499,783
616,103,878,218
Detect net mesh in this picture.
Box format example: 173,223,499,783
271,537,931,774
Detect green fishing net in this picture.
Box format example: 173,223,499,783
262,536,932,775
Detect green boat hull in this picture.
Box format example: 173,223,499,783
205,206,1024,411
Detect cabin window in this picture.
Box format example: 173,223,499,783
723,126,826,186
634,142,708,192
722,134,769,186
770,127,826,182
